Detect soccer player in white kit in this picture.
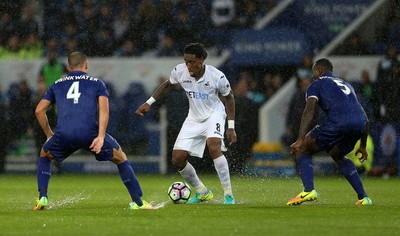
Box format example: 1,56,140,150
136,43,237,204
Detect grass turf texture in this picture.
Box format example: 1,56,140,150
0,174,399,235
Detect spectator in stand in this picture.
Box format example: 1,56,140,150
374,59,400,122
0,35,21,59
59,22,79,50
166,6,198,54
235,0,262,28
355,70,374,121
271,74,283,94
295,52,314,86
0,13,17,46
98,3,114,30
230,77,258,174
155,0,175,34
244,71,266,106
18,4,40,39
8,79,34,142
19,32,43,59
263,73,283,100
38,50,68,88
61,38,79,57
43,37,61,57
94,27,115,57
374,44,400,121
157,34,179,57
112,8,130,46
76,5,98,56
338,33,370,56
113,39,141,57
132,0,159,52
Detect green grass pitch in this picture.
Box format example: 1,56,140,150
0,173,399,235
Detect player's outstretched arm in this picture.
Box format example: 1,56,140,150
35,99,54,139
135,80,174,116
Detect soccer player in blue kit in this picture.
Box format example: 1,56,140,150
33,52,155,210
287,58,372,206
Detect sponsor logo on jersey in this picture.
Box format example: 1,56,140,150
204,81,210,88
182,80,192,83
187,91,208,100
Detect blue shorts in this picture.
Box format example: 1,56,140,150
43,132,120,163
309,120,365,155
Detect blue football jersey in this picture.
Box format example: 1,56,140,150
306,72,365,125
43,71,109,139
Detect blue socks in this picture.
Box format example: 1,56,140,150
117,161,143,206
339,158,367,199
37,157,52,199
298,155,314,192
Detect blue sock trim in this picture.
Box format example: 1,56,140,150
298,155,314,192
117,160,143,205
37,157,51,199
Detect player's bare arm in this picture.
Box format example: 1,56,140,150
356,108,370,162
290,97,317,153
135,80,174,116
90,95,109,154
35,99,54,139
224,91,237,145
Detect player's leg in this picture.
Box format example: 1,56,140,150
172,120,212,203
287,134,320,205
103,135,154,209
173,149,212,203
110,148,143,203
207,137,235,204
205,112,235,204
33,148,53,210
34,134,69,211
330,146,372,205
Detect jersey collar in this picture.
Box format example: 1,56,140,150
321,72,333,77
68,71,87,76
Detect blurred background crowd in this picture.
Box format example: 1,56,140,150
1,0,400,176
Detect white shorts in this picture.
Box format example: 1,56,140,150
173,112,227,158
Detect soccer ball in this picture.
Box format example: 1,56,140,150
167,182,191,204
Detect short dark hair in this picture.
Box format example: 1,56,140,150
314,58,333,72
184,43,208,60
68,51,87,69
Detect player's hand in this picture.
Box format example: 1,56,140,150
290,139,303,155
90,136,104,154
226,129,237,145
135,103,151,116
355,146,368,163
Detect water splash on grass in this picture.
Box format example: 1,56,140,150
153,200,168,209
47,191,92,209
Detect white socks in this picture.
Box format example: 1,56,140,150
213,155,233,195
178,162,208,195
179,156,233,196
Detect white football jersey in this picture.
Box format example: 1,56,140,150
169,63,231,122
